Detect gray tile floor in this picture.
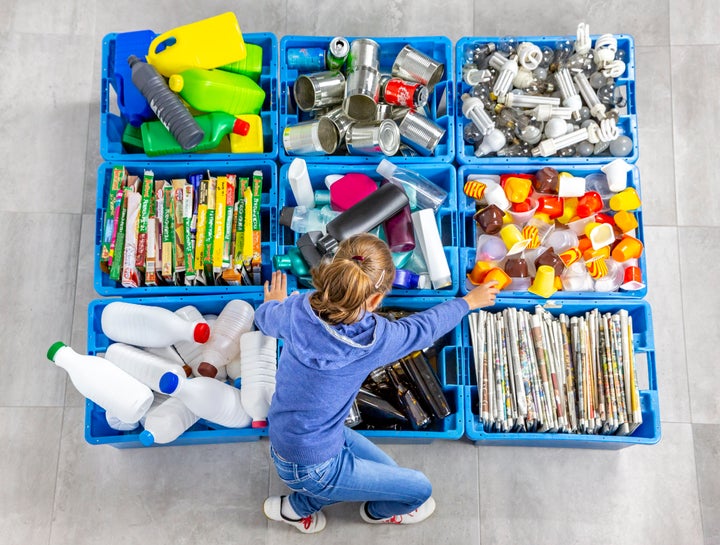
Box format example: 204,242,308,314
0,1,717,544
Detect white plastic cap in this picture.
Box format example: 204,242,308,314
324,174,343,189
376,158,397,180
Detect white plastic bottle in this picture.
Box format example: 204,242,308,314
143,346,187,368
172,306,211,376
104,342,189,392
101,302,210,348
376,159,447,212
105,410,140,431
197,299,255,378
47,342,154,424
158,372,251,428
288,157,315,208
411,209,452,289
240,331,277,428
139,396,199,446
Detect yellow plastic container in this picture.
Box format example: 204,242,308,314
230,115,264,154
147,12,247,77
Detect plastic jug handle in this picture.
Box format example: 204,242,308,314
148,32,177,57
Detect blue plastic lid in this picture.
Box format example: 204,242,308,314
139,430,154,446
158,372,180,394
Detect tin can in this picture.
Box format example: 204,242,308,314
293,71,346,112
382,78,429,109
346,119,400,156
322,106,355,141
347,38,380,71
375,103,392,121
327,37,350,70
287,47,326,71
283,118,340,155
343,65,381,121
398,110,445,155
391,45,444,92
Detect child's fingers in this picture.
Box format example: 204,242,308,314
264,280,270,293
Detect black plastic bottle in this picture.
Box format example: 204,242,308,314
128,55,204,150
317,182,409,254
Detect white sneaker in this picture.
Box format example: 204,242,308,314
360,497,436,525
263,496,326,534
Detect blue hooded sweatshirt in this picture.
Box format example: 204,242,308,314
254,292,469,465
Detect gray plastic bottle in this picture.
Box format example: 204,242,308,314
128,55,204,150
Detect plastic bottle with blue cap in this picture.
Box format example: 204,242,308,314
139,396,199,446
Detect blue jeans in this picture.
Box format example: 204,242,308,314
270,427,432,519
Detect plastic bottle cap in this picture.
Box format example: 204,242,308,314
252,420,268,429
159,372,180,394
139,430,155,447
198,362,218,377
193,322,211,343
47,341,67,361
376,158,397,180
168,74,184,92
232,118,251,136
182,364,193,377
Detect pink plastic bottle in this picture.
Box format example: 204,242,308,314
329,172,378,212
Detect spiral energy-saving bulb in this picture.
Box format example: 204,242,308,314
593,34,617,68
554,68,582,121
531,127,589,157
462,94,495,136
573,72,606,120
517,42,543,70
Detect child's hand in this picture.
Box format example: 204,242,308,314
463,280,499,310
264,271,289,303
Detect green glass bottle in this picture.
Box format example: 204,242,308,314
141,112,249,156
168,67,265,116
218,43,264,82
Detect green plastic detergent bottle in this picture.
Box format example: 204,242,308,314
141,112,249,156
218,43,264,82
168,68,265,116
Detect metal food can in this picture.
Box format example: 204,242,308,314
287,47,326,71
293,71,346,112
327,37,350,70
375,103,392,121
391,44,445,92
343,65,381,121
322,106,355,141
398,110,445,155
382,77,429,109
346,119,400,156
347,38,380,71
283,118,340,155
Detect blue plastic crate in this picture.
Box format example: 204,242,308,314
100,32,279,161
94,160,278,297
455,35,638,166
279,35,454,164
85,295,266,448
458,163,647,299
277,162,460,296
462,297,660,448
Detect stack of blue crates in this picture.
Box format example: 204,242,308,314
87,26,659,450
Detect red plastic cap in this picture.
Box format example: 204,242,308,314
232,118,251,136
251,420,268,428
197,362,218,378
193,322,210,343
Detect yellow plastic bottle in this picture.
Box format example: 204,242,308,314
230,115,264,154
147,12,247,77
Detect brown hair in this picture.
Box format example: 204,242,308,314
309,233,395,325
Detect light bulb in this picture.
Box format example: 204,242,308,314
577,140,594,156
461,94,495,136
574,22,591,54
517,41,543,70
500,93,560,108
554,68,582,120
513,67,535,89
475,129,506,157
471,43,496,68
488,51,510,71
544,117,573,138
470,83,495,110
491,58,519,101
573,72,606,120
589,72,609,89
593,34,617,69
601,59,626,78
531,127,589,157
464,121,484,144
530,104,575,121
539,46,554,69
463,65,492,86
550,40,573,72
497,143,532,157
609,135,633,157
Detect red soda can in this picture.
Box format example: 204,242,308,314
382,78,428,109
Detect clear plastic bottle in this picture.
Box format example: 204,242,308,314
239,331,277,428
158,372,251,428
101,301,210,348
104,342,188,392
279,205,340,233
128,55,204,150
139,396,199,446
197,299,255,377
376,159,447,212
47,342,154,424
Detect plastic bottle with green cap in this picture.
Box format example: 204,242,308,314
140,111,250,156
46,342,154,424
168,68,265,116
218,43,264,81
